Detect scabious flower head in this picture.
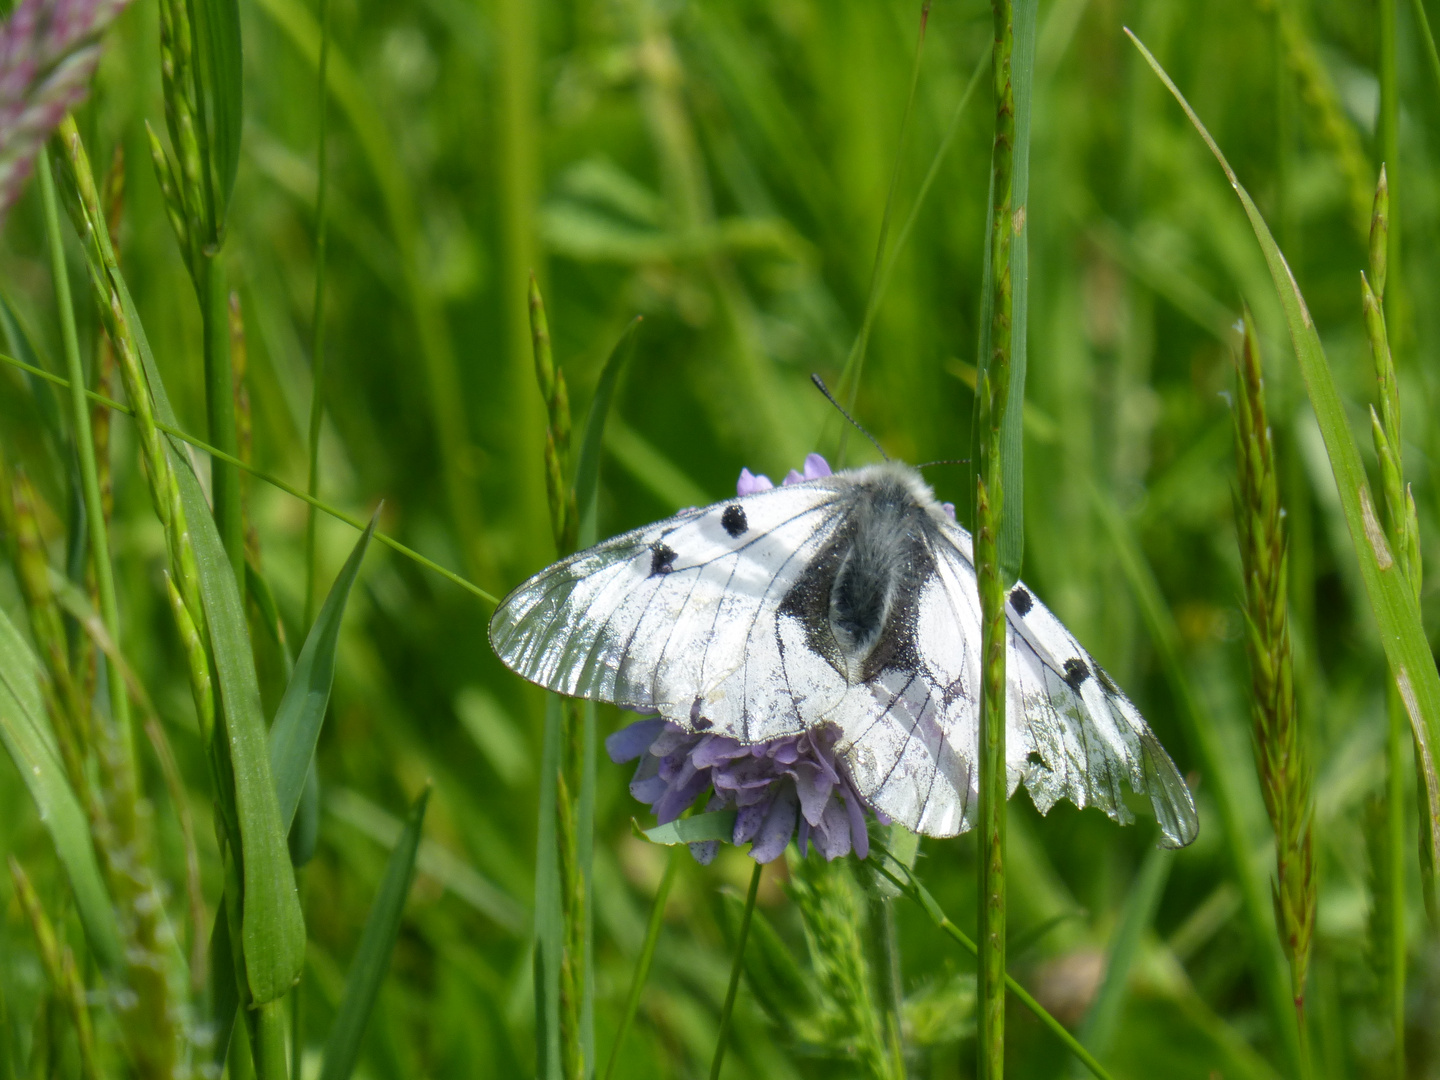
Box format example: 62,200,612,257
607,453,894,866
0,0,131,220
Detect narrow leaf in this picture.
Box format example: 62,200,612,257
319,785,431,1080
1129,26,1440,891
642,810,737,846
0,605,123,970
206,900,240,1069
574,316,642,548
533,694,563,1080
1000,0,1038,584
270,510,378,828
569,315,640,1067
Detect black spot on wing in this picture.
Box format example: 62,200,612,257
1009,586,1033,616
721,504,748,537
649,541,677,576
1062,657,1090,691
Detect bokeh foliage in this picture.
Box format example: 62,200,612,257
3,0,1440,1076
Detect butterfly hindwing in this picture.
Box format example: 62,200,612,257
1002,568,1199,848
831,517,1197,846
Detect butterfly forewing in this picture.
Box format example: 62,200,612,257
489,481,848,729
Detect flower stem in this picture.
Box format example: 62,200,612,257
603,846,679,1080
977,0,1017,1071
202,253,245,597
709,860,762,1080
36,152,134,774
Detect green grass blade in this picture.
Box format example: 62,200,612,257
708,861,762,1080
206,900,240,1069
574,317,642,549
269,510,377,829
318,785,430,1080
1128,25,1440,905
1411,0,1440,102
602,848,679,1080
0,294,65,472
1000,0,1037,584
0,605,123,971
534,693,563,1080
195,0,245,219
107,257,305,1005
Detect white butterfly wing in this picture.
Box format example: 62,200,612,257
833,520,1198,847
492,476,1198,848
489,480,853,742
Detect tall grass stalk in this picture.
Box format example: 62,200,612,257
976,0,1019,1072
36,152,133,771
1233,311,1315,1063
603,847,679,1080
529,276,586,1079
709,861,763,1080
152,0,246,592
1363,171,1424,1068
303,0,333,628
1412,0,1440,100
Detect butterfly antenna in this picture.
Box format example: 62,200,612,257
916,458,971,470
811,374,888,461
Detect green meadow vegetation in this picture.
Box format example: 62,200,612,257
1,0,1438,1076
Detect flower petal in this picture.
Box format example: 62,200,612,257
606,718,667,763
749,782,799,864
844,789,869,860
733,799,769,844
689,840,720,865
817,799,853,860
737,468,774,496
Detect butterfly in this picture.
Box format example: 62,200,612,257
489,456,1199,849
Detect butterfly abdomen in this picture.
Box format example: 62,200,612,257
826,472,935,681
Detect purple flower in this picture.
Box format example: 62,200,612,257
606,454,888,865
0,0,132,221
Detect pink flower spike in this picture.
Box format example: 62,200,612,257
736,467,773,496
803,453,832,479
783,469,804,486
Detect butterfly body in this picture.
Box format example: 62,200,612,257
490,460,1198,847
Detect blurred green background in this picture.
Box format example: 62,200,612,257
3,0,1439,1075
